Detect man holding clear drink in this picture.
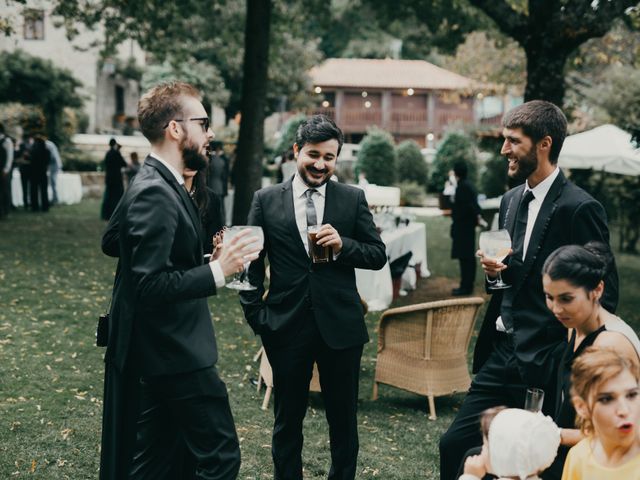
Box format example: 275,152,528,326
240,115,386,480
439,100,619,480
100,82,260,479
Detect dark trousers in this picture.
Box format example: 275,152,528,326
439,334,528,480
19,167,30,208
263,312,363,480
0,172,9,218
458,258,476,292
30,171,49,212
129,366,240,480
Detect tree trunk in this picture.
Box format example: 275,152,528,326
523,42,570,106
232,0,272,225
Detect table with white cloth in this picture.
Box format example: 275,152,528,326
356,222,430,312
11,170,83,206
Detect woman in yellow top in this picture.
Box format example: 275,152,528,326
562,347,640,479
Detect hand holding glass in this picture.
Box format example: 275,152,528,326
307,225,331,263
478,229,512,290
223,226,264,291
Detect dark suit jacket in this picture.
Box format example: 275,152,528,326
239,178,387,349
451,178,480,259
104,156,218,376
472,170,619,387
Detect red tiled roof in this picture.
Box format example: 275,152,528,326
310,58,476,91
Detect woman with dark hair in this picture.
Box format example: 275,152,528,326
29,136,51,212
541,242,640,478
183,167,224,254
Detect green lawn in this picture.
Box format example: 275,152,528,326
1,201,638,479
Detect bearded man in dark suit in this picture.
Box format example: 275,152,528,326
439,100,619,480
240,115,387,480
100,81,259,480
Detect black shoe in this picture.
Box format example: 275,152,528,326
451,288,472,296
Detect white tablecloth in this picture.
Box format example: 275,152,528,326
11,171,83,206
356,222,430,312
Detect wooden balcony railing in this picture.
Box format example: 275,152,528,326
307,107,486,134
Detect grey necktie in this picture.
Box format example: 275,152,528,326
305,189,318,226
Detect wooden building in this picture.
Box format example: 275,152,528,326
309,58,491,146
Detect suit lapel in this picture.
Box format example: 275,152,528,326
322,180,336,225
503,184,524,235
145,156,203,247
513,171,566,293
281,179,308,256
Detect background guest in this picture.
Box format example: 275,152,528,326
450,161,481,296
126,151,140,185
206,140,229,226
29,136,50,212
278,148,296,184
45,138,62,205
184,167,225,254
101,137,126,220
15,137,33,210
0,123,14,219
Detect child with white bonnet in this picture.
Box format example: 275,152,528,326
459,408,561,480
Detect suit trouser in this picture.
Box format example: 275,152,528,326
263,311,363,480
0,172,9,218
30,171,48,211
129,366,240,480
438,333,528,480
458,258,476,292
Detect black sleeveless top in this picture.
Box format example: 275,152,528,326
554,326,606,427
543,326,606,480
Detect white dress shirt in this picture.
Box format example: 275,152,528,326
495,167,560,332
292,173,327,254
520,166,560,260
150,152,225,288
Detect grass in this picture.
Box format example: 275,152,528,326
1,201,639,479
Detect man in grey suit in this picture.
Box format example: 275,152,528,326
240,115,387,480
101,81,259,479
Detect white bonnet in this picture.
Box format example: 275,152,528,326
488,409,560,480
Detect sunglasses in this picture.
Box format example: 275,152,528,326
164,117,210,132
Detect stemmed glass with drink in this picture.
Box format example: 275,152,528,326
223,225,264,291
478,229,512,290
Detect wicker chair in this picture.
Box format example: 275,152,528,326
372,297,484,420
254,348,321,410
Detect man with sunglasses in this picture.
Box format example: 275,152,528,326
100,81,259,479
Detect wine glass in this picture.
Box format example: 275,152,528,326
224,225,264,291
478,229,512,290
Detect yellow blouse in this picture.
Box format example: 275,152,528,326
562,438,640,480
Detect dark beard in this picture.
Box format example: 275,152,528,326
181,140,208,171
509,148,537,183
299,165,330,187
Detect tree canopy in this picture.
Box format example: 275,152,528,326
0,49,83,144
